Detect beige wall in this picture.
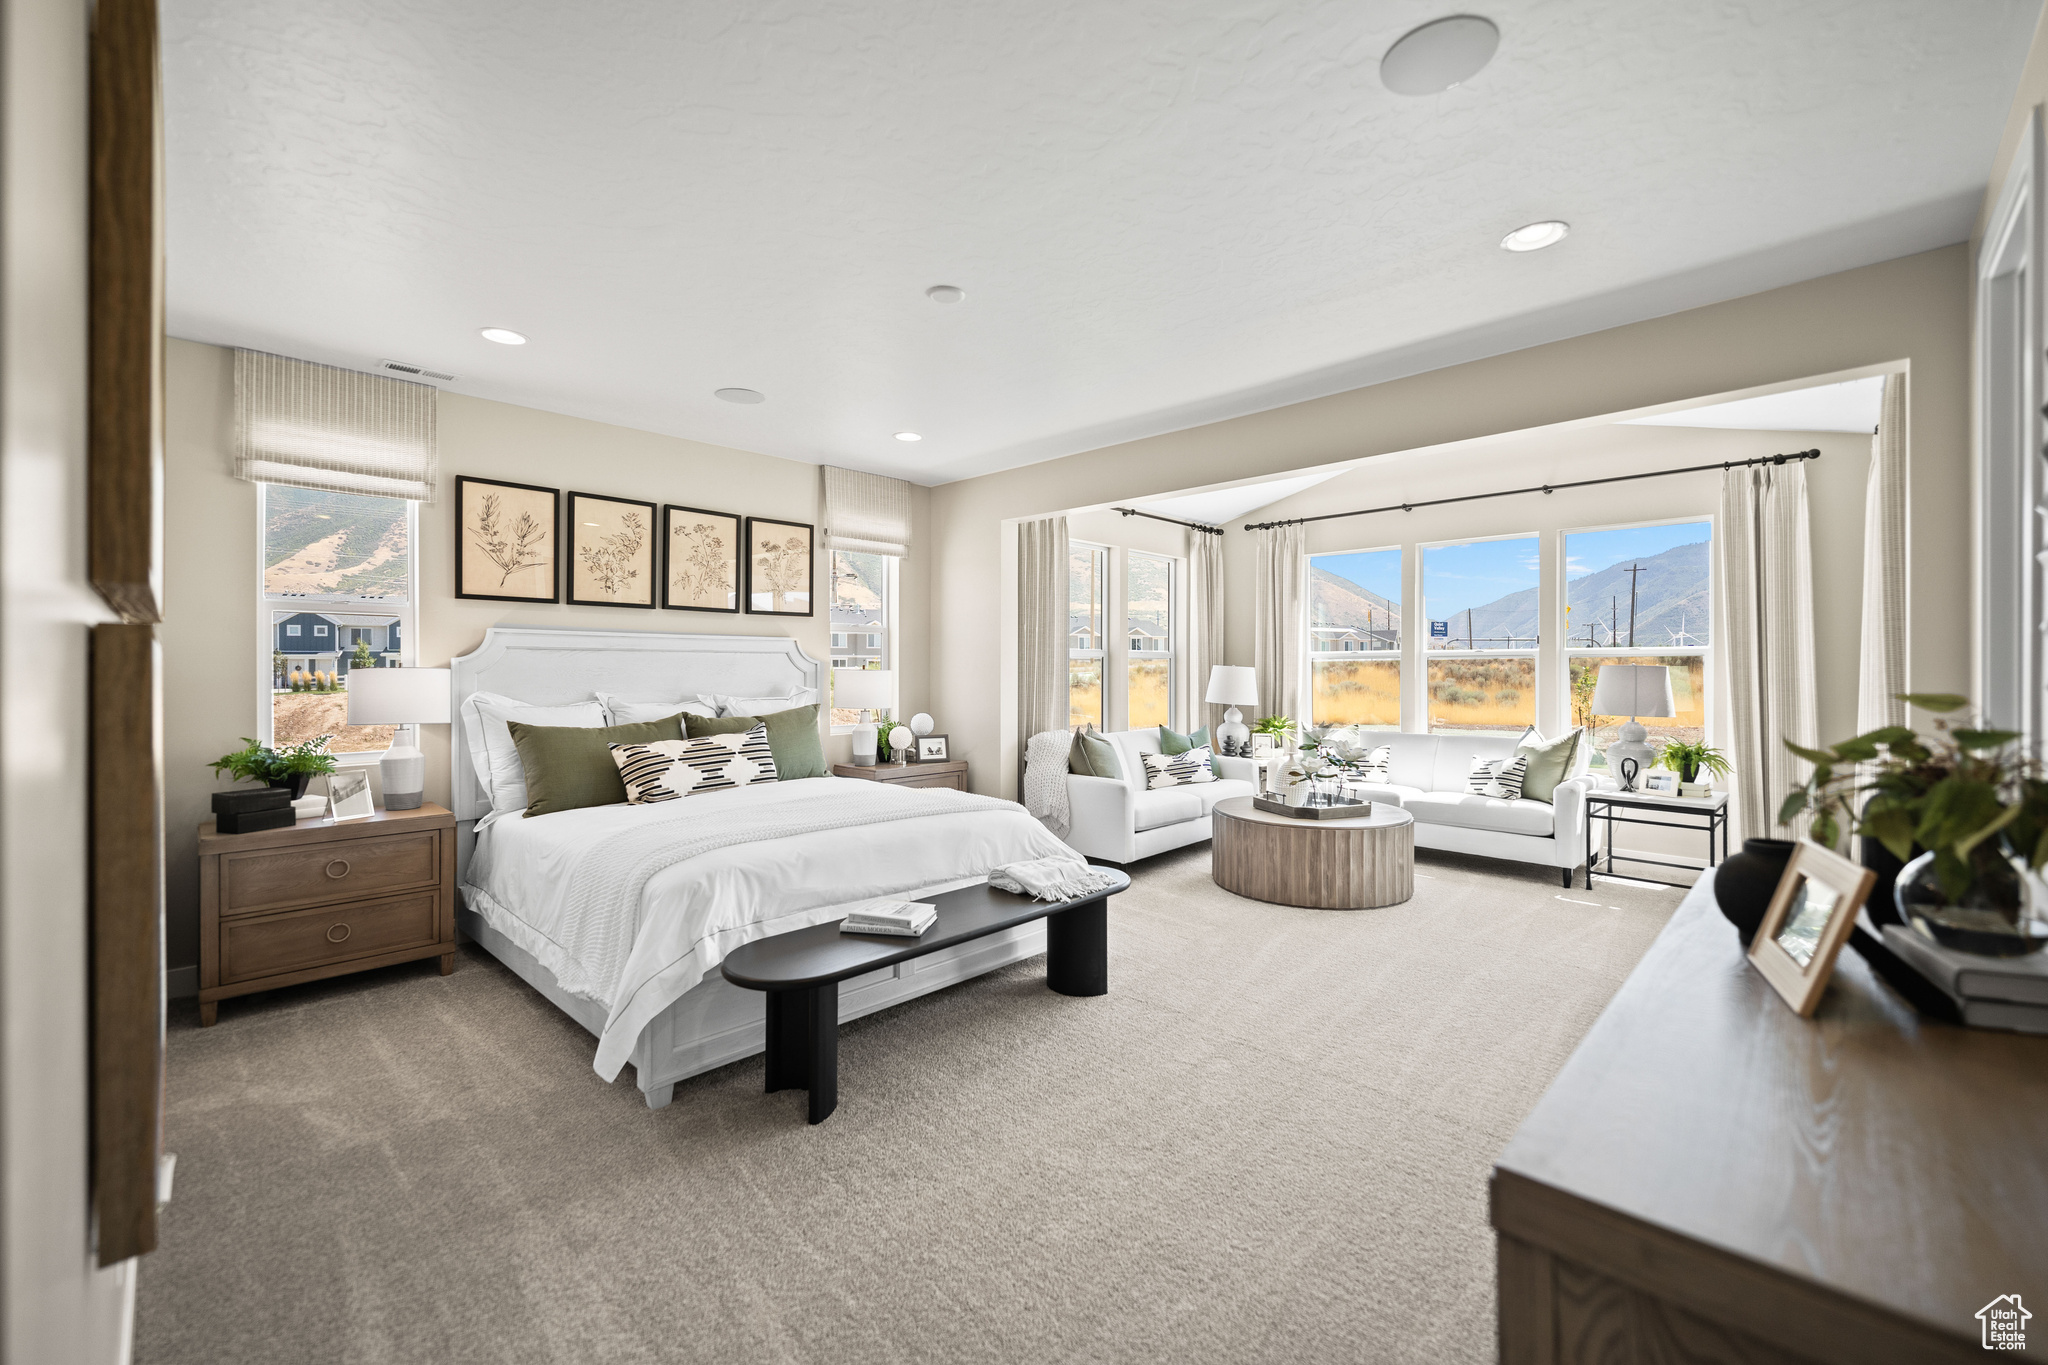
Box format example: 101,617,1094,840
161,337,932,982
932,245,1967,799
1,0,138,1357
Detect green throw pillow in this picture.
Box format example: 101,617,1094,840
507,714,686,818
686,704,827,779
1157,724,1217,774
1515,728,1582,804
1077,730,1121,781
1069,728,1097,776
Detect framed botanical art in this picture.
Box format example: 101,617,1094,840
567,491,657,609
456,476,559,603
745,516,814,616
663,505,741,613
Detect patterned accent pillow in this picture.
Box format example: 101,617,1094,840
1493,753,1530,801
1360,744,1393,783
1467,754,1531,800
1142,746,1218,790
609,723,779,803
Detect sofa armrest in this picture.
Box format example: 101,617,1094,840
1552,776,1597,851
1215,754,1260,786
1067,773,1134,825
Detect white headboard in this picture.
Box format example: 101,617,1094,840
447,625,823,822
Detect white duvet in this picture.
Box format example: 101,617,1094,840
462,776,1076,1080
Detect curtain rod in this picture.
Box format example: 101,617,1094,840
1242,449,1821,531
1114,507,1225,536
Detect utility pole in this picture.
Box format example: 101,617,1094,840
1622,562,1644,647
1610,596,1618,649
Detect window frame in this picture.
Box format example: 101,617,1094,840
1122,549,1176,731
827,548,897,731
1418,531,1542,737
1067,541,1109,731
1307,543,1404,730
255,484,419,766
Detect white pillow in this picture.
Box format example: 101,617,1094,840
710,691,817,717
459,691,607,815
596,691,717,726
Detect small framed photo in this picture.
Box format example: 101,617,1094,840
327,770,375,823
662,505,741,613
916,734,949,762
745,517,813,616
1251,734,1275,757
567,492,657,608
456,476,559,603
1644,773,1676,794
1748,840,1876,1018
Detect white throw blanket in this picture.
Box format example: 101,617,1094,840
988,856,1121,902
1024,728,1075,837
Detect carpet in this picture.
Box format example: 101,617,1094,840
136,846,1680,1365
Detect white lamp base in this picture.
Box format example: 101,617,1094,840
380,736,426,810
851,717,879,767
1216,706,1250,755
1605,718,1655,792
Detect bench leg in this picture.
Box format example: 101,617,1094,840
763,982,839,1124
1046,899,1108,997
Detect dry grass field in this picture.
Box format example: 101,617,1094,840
273,691,394,753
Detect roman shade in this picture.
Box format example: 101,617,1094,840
234,348,439,502
822,466,912,557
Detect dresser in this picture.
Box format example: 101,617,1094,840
831,760,968,791
197,803,457,1026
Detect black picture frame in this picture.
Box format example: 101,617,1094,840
917,734,949,762
744,516,815,616
566,491,659,609
455,475,560,603
661,504,742,613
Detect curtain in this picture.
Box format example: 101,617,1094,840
1721,461,1818,840
823,466,912,557
1857,374,1907,733
1017,516,1070,749
1187,529,1225,734
234,349,438,501
1254,524,1305,725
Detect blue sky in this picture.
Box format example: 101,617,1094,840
1422,537,1540,620
1312,548,1401,605
1564,522,1709,579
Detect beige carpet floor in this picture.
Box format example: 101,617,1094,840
137,846,1681,1365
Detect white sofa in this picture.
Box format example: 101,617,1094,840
1338,730,1602,886
1062,727,1260,864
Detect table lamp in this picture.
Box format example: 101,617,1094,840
345,667,452,810
1590,663,1675,792
1205,665,1260,755
832,668,895,766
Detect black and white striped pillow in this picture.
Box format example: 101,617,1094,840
1466,754,1530,800
609,723,778,803
1360,744,1393,783
1142,746,1218,790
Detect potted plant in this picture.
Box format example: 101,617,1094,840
211,735,339,801
1656,739,1729,786
1779,693,2048,956
1251,715,1295,748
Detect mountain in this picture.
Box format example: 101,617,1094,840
1310,565,1402,632
1433,539,1709,647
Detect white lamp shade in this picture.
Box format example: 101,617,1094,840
1204,665,1260,707
1589,664,1675,719
831,668,895,711
345,667,452,725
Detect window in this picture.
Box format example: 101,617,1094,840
1424,535,1539,735
1310,547,1401,729
1564,521,1711,768
261,485,415,758
1124,551,1174,730
828,549,893,725
1068,544,1107,729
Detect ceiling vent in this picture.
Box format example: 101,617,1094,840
376,359,457,383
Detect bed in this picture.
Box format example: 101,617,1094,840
450,625,1074,1109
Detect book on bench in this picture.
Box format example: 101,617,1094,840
840,900,938,938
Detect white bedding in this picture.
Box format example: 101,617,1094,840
462,775,1077,1080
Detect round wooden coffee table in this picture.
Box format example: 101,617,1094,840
1211,796,1415,909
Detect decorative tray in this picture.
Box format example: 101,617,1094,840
1252,793,1373,821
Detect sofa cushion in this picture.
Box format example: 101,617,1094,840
1381,733,1442,790
1431,734,1524,794
1345,783,1420,807
1516,728,1583,803
1404,790,1556,836
1194,778,1255,813
1105,729,1165,787
1131,786,1205,831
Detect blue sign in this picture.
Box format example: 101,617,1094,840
1429,620,1449,638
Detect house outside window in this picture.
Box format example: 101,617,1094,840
1124,551,1174,730
1068,544,1107,729
1309,547,1401,730
828,549,893,724
1423,535,1540,736
1563,521,1712,769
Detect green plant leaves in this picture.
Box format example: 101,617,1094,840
1951,728,2022,752
1859,801,1918,862
1898,692,1968,714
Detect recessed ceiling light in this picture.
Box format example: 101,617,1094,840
894,432,922,442
479,327,527,345
1381,15,1500,96
714,387,766,404
925,285,965,303
1500,220,1569,252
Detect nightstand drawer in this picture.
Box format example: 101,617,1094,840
221,891,439,983
219,830,440,915
890,772,965,790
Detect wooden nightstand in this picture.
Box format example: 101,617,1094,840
197,802,456,1026
831,759,969,791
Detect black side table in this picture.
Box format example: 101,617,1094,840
1584,790,1730,890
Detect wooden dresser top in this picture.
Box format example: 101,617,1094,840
199,801,454,852
1496,879,2048,1344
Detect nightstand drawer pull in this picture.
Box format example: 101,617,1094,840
325,859,351,880
218,830,440,914
220,890,439,984
325,923,351,943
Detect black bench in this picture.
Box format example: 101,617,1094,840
719,871,1130,1123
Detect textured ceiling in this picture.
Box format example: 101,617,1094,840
162,1,2039,485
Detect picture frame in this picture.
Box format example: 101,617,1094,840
917,734,949,762
1747,840,1877,1018
567,491,658,609
327,770,375,823
1644,773,1676,794
1251,734,1275,757
745,516,814,616
662,504,741,613
455,475,559,603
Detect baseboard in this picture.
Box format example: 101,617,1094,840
166,964,198,1000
